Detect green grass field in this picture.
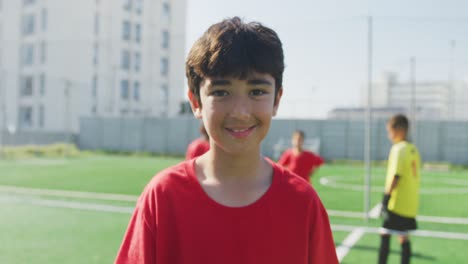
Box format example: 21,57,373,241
1,154,467,263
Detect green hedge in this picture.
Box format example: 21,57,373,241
1,143,80,158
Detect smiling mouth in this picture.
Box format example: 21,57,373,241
226,126,256,138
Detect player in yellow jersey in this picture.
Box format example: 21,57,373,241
378,114,421,264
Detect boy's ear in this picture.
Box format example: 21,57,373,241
188,90,202,119
272,87,283,116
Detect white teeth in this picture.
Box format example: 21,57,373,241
232,128,249,132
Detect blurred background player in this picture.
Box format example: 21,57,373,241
378,114,421,264
277,130,324,184
185,124,210,160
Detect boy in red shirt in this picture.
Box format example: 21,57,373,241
185,124,210,160
278,130,325,183
115,17,338,264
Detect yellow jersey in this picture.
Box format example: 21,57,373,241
385,141,421,218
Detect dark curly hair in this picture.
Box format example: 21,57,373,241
186,17,284,102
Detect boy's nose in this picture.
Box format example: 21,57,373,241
229,96,251,120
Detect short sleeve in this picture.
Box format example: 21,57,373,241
394,147,406,178
278,150,291,166
308,192,339,264
115,186,158,264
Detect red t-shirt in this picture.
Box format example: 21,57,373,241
277,149,325,182
115,159,338,264
185,138,210,160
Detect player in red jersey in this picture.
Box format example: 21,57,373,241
186,124,210,160
278,130,324,183
115,17,338,264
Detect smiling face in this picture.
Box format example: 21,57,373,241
189,72,282,156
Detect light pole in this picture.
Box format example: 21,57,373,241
410,57,417,142
364,16,373,221
0,69,5,158
64,79,72,156
449,40,456,120
64,79,71,132
110,65,117,115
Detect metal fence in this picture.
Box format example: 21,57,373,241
79,116,201,155
78,117,468,165
0,131,75,146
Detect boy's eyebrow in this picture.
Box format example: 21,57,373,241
209,78,273,86
210,79,231,86
248,79,273,86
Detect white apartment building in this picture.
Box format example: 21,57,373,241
0,0,186,132
362,72,468,120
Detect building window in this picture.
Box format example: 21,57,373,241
134,52,141,72
134,81,140,101
20,76,34,96
162,2,170,22
93,43,99,65
135,24,141,43
22,14,35,36
41,8,47,31
22,44,34,65
161,30,169,49
123,0,131,11
38,104,44,128
94,13,99,35
19,106,33,128
122,20,131,41
23,0,35,5
120,79,129,100
39,73,45,96
160,57,168,76
40,42,46,64
135,0,143,14
92,75,97,97
160,84,168,116
121,50,130,70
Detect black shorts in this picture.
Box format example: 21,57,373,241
382,210,417,232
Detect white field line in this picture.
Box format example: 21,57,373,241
327,210,364,218
327,209,468,225
0,185,138,202
366,202,468,224
335,204,380,262
0,194,134,214
332,224,468,241
335,228,365,262
319,176,468,194
417,215,468,225
2,185,468,225
368,203,382,218
2,193,468,241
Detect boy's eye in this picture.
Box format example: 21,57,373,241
250,89,267,96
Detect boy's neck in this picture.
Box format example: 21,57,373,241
211,151,264,178
194,149,273,207
393,137,406,144
204,149,266,180
292,147,303,155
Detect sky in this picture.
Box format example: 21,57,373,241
185,0,468,118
